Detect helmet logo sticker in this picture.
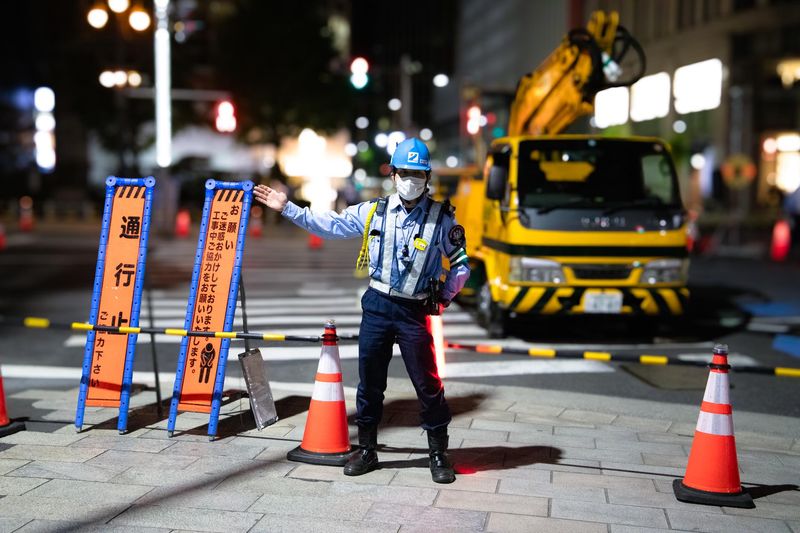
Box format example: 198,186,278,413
407,151,419,163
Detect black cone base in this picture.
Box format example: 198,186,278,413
673,479,755,509
0,420,25,438
287,445,352,466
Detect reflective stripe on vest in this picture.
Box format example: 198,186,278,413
401,201,442,295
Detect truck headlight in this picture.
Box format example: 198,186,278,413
640,259,687,284
509,257,565,283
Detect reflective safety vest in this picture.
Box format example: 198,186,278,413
366,196,446,298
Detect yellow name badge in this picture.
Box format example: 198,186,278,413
413,238,428,251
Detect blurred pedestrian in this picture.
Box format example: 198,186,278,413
254,138,470,483
784,185,800,257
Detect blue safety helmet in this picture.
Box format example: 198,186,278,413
390,137,431,172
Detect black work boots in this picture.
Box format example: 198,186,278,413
344,425,378,476
427,427,456,484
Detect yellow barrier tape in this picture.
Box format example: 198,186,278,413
775,367,800,378
640,355,668,365
584,351,612,361
164,328,187,336
215,331,236,338
71,322,94,331
262,334,286,341
24,317,50,329
528,348,556,358
117,326,141,334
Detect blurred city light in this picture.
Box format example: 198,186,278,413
593,87,629,128
215,100,237,133
776,133,800,152
128,8,151,31
419,128,433,141
354,168,366,181
386,131,406,155
344,142,358,157
357,140,369,152
35,113,55,132
673,120,687,134
87,7,109,29
466,105,481,135
374,132,388,148
155,0,172,168
99,71,116,88
446,156,458,167
127,71,142,87
776,59,800,88
355,116,369,129
108,0,130,14
690,153,706,170
433,74,449,87
388,98,402,111
674,59,722,114
763,137,778,155
113,70,127,87
630,72,670,122
350,57,369,89
34,87,55,113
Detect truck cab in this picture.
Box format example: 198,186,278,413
454,134,689,337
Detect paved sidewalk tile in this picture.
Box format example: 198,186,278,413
636,432,694,446
555,445,644,464
600,461,686,479
0,459,31,475
214,473,332,497
559,409,618,424
110,504,263,532
595,438,686,456
723,501,800,521
161,441,266,459
551,499,669,528
248,493,373,520
110,466,221,487
435,489,548,516
15,521,170,532
0,495,129,522
0,476,47,496
486,513,607,533
8,460,127,482
289,463,396,485
552,471,655,491
0,431,87,447
612,416,672,432
505,403,565,417
86,449,198,470
667,508,793,532
135,485,261,511
25,478,154,503
470,418,552,435
0,444,105,463
0,517,31,532
391,470,499,493
606,487,724,513
498,478,606,502
365,502,486,530
249,515,399,533
71,435,175,453
330,481,439,506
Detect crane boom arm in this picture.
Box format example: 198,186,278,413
508,11,645,137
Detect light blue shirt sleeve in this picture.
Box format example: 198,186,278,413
436,213,470,304
281,200,371,240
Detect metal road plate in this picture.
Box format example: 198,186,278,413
238,348,279,429
583,291,622,313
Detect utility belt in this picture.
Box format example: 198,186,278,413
369,278,442,316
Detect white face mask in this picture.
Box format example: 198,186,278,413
395,176,427,201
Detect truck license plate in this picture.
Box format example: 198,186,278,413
583,291,622,313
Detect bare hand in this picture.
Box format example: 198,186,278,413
253,184,288,212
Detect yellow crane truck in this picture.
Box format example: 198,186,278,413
452,11,690,337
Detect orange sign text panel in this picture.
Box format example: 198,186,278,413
86,186,146,407
178,189,244,412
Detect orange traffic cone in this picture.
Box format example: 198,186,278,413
0,369,25,437
174,209,191,238
18,196,34,233
287,320,351,466
308,233,323,249
249,206,264,238
673,344,754,508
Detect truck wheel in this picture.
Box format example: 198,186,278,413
478,282,508,339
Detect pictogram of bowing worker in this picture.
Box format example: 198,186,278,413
199,342,216,384
254,137,470,484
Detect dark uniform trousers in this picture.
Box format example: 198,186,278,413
356,288,451,431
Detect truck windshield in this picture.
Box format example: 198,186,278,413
517,140,680,211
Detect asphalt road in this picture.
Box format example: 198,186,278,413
0,221,798,422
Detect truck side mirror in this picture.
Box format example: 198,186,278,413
486,166,508,200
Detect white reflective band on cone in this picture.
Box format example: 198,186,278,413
318,347,342,374
702,371,730,405
311,381,345,402
696,411,734,436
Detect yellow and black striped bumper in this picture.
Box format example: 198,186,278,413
504,286,689,315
